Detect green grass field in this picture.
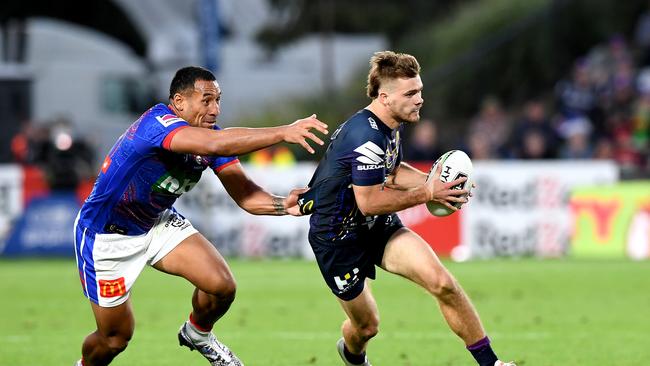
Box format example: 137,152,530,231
1,258,649,365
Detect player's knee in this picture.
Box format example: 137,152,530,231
359,323,379,340
206,275,237,304
106,333,131,354
354,315,380,340
427,272,460,300
219,281,237,306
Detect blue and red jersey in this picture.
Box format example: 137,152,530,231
77,103,238,235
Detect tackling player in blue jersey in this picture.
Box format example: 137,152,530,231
298,52,515,366
73,66,328,366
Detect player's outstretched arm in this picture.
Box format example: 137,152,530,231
169,114,328,156
216,162,306,216
353,164,468,216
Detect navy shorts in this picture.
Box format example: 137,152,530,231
308,214,404,301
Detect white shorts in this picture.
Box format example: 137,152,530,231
74,209,198,307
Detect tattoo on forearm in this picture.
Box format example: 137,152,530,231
272,196,286,215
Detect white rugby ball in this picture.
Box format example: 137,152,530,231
426,150,473,217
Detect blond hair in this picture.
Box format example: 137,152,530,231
366,51,420,99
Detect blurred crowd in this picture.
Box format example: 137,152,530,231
7,18,650,185
405,28,650,179
10,118,95,190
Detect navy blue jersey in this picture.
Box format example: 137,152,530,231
78,103,238,235
306,109,402,241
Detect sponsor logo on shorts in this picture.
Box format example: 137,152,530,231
334,267,360,293
99,277,126,298
165,213,190,230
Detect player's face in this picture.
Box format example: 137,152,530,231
385,76,424,124
185,79,221,129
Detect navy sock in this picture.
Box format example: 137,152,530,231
343,344,367,365
467,336,498,366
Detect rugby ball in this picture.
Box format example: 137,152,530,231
426,150,472,217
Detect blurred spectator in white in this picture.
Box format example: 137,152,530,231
403,118,443,161
468,96,511,158
508,99,559,159
558,116,594,159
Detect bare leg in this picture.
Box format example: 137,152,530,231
154,232,236,328
81,300,135,366
381,227,486,345
337,281,380,355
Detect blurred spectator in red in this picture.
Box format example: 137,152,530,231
508,99,559,159
32,118,95,190
468,96,511,157
10,120,31,164
10,119,50,164
612,126,646,177
403,118,443,161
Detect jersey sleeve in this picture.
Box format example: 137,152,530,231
343,125,387,186
133,113,190,154
211,156,240,173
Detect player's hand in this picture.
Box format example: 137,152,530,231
286,187,309,216
282,114,329,154
425,164,468,211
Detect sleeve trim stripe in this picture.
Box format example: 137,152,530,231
214,159,240,173
162,125,190,150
